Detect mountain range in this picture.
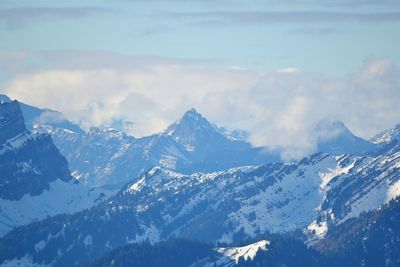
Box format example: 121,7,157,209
1,95,381,192
30,106,284,191
83,196,400,267
0,94,399,266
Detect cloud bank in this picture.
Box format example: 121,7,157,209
2,52,399,160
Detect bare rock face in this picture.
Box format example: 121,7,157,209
0,101,73,201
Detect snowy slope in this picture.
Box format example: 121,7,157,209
314,197,400,266
189,240,270,267
0,180,106,236
0,143,399,266
370,123,400,145
121,146,400,243
118,154,335,242
0,154,329,266
307,141,400,240
34,125,144,190
0,101,107,236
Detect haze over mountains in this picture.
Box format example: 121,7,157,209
0,95,399,266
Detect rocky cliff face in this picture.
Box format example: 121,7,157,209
0,101,73,201
0,101,106,237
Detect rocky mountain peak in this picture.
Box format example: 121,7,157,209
163,108,221,148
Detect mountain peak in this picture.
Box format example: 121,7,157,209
0,94,11,103
315,119,351,140
315,119,375,155
181,108,203,120
165,109,215,135
163,108,223,150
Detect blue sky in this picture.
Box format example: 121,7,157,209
1,0,400,159
1,0,400,74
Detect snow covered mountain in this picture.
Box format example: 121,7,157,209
0,100,73,201
57,197,400,267
3,95,379,192
0,139,399,266
158,108,280,173
38,108,279,190
307,140,400,240
315,119,376,155
0,101,106,236
1,96,398,266
370,123,400,145
35,125,145,190
38,109,380,191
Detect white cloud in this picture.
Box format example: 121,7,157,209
2,57,400,160
278,67,301,74
227,65,248,70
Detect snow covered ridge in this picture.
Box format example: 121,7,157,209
216,240,269,266
306,142,400,240
370,123,400,144
122,154,326,236
119,154,340,240
119,143,400,243
42,105,386,194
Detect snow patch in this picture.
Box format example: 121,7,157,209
387,180,400,201
34,240,47,252
83,235,93,248
127,177,146,193
216,240,269,266
319,158,355,190
307,220,328,238
129,224,160,244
